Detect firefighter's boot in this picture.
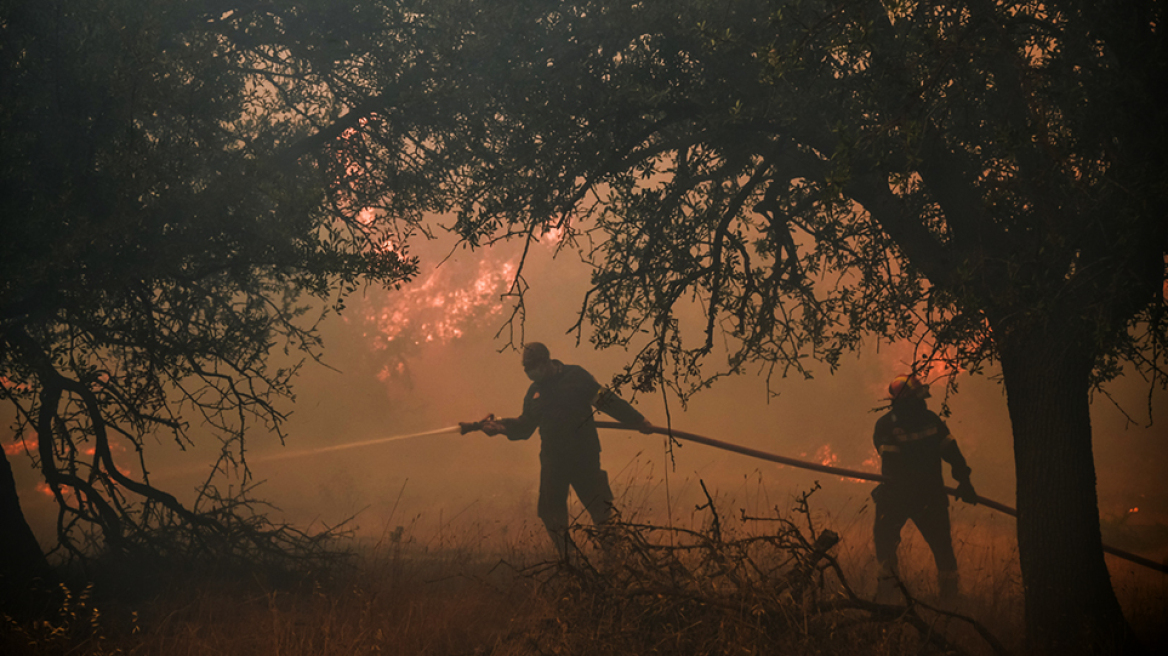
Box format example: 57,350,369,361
938,569,959,601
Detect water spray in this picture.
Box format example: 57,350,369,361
153,426,464,480
252,425,463,464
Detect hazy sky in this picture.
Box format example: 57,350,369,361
8,231,1167,560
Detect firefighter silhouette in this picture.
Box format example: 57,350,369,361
468,343,652,557
872,374,977,601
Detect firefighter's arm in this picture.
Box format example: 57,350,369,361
498,415,537,441
593,386,652,432
498,389,544,440
941,433,977,504
872,416,894,456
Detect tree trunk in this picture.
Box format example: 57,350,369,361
0,447,55,615
998,324,1140,655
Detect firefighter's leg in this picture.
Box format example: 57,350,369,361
572,455,615,526
537,463,573,559
873,499,909,602
915,497,959,599
570,458,618,556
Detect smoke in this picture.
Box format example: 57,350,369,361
7,233,1167,561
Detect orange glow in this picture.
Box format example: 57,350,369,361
1129,507,1139,513
541,220,568,246
0,374,31,393
365,257,515,345
816,444,870,483
362,252,519,382
816,444,838,468
4,438,36,456
873,341,968,399
36,481,79,500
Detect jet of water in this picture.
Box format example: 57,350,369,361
254,425,464,464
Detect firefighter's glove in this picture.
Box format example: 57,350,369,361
955,479,978,505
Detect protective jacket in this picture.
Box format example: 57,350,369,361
871,401,972,600
873,406,971,497
500,361,645,462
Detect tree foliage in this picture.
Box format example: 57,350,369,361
316,0,1165,652
345,0,1168,396
3,0,1164,651
0,0,416,572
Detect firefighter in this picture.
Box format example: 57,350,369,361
463,343,652,557
872,374,977,602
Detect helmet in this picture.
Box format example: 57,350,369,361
888,374,930,401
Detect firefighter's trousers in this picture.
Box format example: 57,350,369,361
874,490,958,574
538,450,615,556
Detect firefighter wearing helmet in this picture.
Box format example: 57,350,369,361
872,374,977,602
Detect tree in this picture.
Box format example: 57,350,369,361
325,0,1165,652
0,0,416,606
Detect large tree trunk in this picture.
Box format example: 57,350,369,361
998,323,1140,655
0,447,54,615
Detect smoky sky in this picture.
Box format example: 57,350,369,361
8,233,1167,558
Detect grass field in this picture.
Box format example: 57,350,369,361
3,485,1165,656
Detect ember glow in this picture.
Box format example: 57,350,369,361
815,444,872,483
3,437,35,457
361,250,519,383
0,374,31,393
872,341,967,400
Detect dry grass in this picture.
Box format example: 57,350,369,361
2,484,1165,656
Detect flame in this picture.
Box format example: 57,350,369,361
4,438,36,456
366,257,515,346
873,341,968,399
1,375,31,393
362,251,518,383
814,444,870,483
1129,507,1139,514
816,444,838,468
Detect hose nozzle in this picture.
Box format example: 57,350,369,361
460,414,496,434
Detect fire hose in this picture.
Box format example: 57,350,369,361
585,421,1168,576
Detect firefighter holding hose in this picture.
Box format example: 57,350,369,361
461,343,652,557
872,374,978,602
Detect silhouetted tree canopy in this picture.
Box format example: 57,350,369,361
311,1,1165,653
0,0,417,595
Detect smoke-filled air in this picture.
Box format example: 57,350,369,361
3,2,1167,655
